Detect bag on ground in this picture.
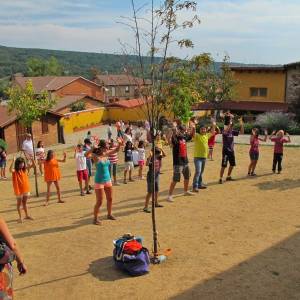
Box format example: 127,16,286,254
113,234,150,276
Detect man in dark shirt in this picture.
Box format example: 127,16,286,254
167,125,194,202
219,118,244,184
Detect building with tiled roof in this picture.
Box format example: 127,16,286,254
94,74,151,101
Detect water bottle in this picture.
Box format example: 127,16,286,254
158,255,167,263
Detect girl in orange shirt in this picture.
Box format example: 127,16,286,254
43,150,66,206
9,157,34,223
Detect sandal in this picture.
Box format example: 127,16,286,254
107,215,117,220
143,207,151,213
93,219,101,225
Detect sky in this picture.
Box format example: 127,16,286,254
0,0,299,64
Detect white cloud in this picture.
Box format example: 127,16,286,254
0,0,299,64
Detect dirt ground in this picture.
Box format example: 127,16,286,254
1,143,300,300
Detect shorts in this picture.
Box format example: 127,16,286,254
0,160,6,168
147,172,159,193
86,160,92,177
221,151,236,168
125,161,134,171
173,164,191,182
94,181,112,189
77,169,88,182
138,160,145,167
109,163,117,178
208,145,214,151
16,192,30,200
249,152,259,161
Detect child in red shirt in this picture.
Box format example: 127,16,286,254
270,130,291,174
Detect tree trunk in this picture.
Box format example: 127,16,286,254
150,128,159,261
29,128,39,197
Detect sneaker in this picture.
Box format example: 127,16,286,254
192,189,199,193
1,177,7,180
123,180,127,184
250,173,257,176
184,191,194,196
143,208,151,213
199,186,207,190
80,192,85,196
167,195,174,202
86,190,92,194
113,182,120,186
226,176,235,181
219,179,223,184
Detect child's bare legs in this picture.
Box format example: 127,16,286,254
94,188,103,224
22,195,33,220
104,186,115,219
38,161,43,175
45,182,52,205
250,160,258,174
248,161,253,174
208,149,213,160
138,165,143,179
168,181,177,196
129,169,133,181
54,181,64,203
227,166,234,177
79,180,84,195
17,198,22,222
219,167,226,180
144,193,151,209
123,170,128,183
84,179,90,194
1,167,6,179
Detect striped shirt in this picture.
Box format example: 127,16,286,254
109,147,118,164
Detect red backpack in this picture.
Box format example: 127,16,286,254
178,139,187,158
123,240,143,255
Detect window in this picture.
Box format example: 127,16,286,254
125,86,130,93
41,117,49,134
250,87,268,97
111,86,116,97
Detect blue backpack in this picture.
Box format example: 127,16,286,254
113,235,150,276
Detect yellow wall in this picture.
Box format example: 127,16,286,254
233,70,286,102
60,108,108,134
60,105,174,133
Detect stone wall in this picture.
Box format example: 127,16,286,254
286,67,300,105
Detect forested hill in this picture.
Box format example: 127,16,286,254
0,44,160,79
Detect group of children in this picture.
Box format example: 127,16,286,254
2,114,293,224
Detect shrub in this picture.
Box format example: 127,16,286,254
255,111,298,133
70,101,86,112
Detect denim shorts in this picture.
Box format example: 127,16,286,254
147,172,159,193
173,164,190,182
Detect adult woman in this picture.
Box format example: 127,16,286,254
86,139,122,225
0,217,27,299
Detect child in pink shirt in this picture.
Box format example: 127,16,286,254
270,130,291,174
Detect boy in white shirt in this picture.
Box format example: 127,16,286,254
74,144,91,196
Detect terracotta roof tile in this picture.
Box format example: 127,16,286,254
95,74,151,86
106,98,150,109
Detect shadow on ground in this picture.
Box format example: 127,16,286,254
88,256,128,281
170,231,300,299
254,178,300,191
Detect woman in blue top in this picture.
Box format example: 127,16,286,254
86,139,121,225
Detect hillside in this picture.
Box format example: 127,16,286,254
0,45,158,79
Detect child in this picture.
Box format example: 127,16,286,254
108,139,119,186
107,123,113,140
270,130,291,174
86,139,122,225
9,157,34,223
207,125,220,160
35,141,45,175
74,144,90,196
0,146,7,180
83,138,93,191
137,140,146,179
123,141,134,184
248,128,267,176
155,133,164,173
43,150,67,206
143,147,165,213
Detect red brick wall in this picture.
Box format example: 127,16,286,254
4,116,59,154
4,123,18,154
55,78,104,100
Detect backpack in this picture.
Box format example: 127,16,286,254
113,235,150,276
0,241,15,271
178,139,187,158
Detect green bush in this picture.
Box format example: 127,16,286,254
255,111,299,134
70,101,86,112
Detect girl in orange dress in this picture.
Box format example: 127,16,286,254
9,157,34,223
43,150,66,206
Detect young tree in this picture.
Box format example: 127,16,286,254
26,56,63,76
7,80,56,196
123,0,200,263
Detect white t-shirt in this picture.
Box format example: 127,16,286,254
137,148,145,161
123,134,133,143
22,139,34,155
35,147,45,160
75,151,87,171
